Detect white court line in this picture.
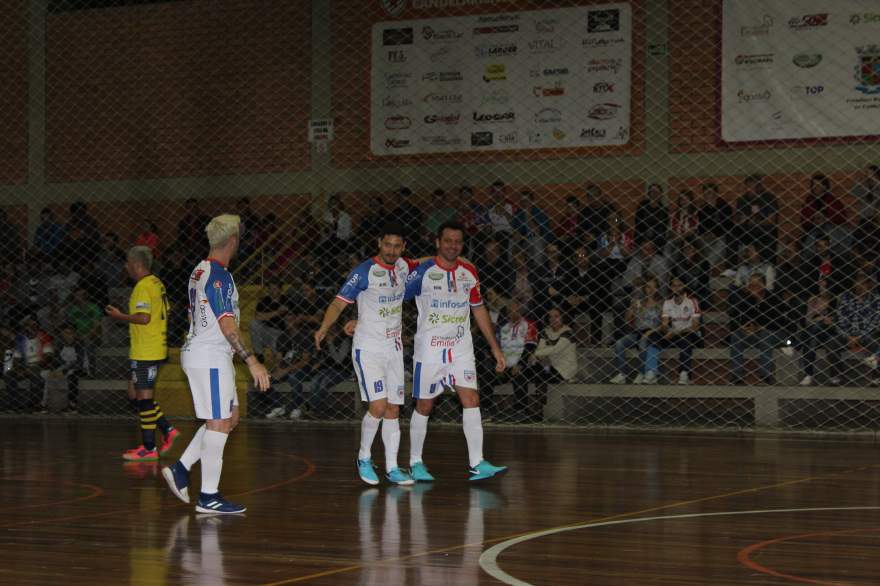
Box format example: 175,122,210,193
479,506,880,586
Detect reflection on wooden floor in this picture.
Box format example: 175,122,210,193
1,419,880,584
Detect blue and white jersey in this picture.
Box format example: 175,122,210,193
181,259,239,365
336,256,418,352
404,258,483,363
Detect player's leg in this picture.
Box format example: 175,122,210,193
453,361,507,481
409,361,444,481
124,361,177,460
353,348,387,485
382,353,412,485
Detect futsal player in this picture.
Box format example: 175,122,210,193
105,246,179,461
314,222,416,486
403,221,507,481
162,214,270,514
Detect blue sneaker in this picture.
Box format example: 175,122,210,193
195,492,246,514
357,459,379,485
468,460,508,481
386,467,415,486
410,461,435,482
161,461,190,504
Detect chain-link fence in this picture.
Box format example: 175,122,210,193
1,0,879,431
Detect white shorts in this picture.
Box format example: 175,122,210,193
352,348,405,405
413,356,478,400
182,361,239,420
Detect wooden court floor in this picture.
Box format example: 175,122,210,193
1,419,880,585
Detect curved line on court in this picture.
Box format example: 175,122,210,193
737,526,880,585
0,452,315,529
479,506,880,586
260,464,879,585
0,478,105,513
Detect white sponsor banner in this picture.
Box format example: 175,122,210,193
370,3,631,155
722,0,880,142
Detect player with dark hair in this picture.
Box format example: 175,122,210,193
315,222,418,486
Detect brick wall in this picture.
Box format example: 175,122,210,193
0,2,29,185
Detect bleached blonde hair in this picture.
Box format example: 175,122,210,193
205,214,241,248
127,245,153,270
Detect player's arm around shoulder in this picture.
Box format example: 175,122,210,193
218,315,270,391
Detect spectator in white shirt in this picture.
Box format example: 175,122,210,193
645,277,702,385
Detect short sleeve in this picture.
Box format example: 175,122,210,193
336,264,369,304
206,267,236,319
661,300,671,319
131,282,152,315
526,321,539,344
469,281,483,306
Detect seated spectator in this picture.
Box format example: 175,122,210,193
34,207,63,257
483,286,510,325
460,185,492,237
634,183,669,248
512,190,553,263
249,280,288,361
675,238,711,307
524,307,578,421
264,314,313,420
596,219,633,265
803,272,880,386
533,242,566,318
480,238,513,296
580,183,618,249
610,276,663,384
47,260,80,304
793,277,836,386
734,174,779,263
734,244,776,291
286,283,323,330
854,207,880,265
798,235,852,299
51,323,89,413
308,324,352,417
558,195,581,246
666,190,700,259
66,287,103,345
7,315,53,412
698,182,733,272
425,189,458,240
729,274,785,385
322,194,353,248
622,240,670,295
851,164,880,230
95,232,128,301
563,246,607,346
510,250,535,313
135,221,160,258
482,300,538,422
645,277,701,385
800,173,848,255
0,326,15,410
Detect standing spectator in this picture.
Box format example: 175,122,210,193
512,190,553,262
236,196,260,264
34,207,63,257
390,187,424,247
794,277,836,386
460,185,492,237
65,201,101,266
645,276,702,385
563,246,607,346
10,315,54,412
819,273,880,386
800,173,848,254
249,281,288,361
610,276,663,384
524,307,578,421
735,174,779,262
424,189,457,239
635,183,669,247
698,182,734,272
66,287,103,345
854,207,880,265
850,164,880,229
580,184,617,249
52,323,90,413
358,196,388,254
558,195,581,246
135,221,160,258
95,232,128,296
175,198,210,257
479,238,513,297
157,244,190,345
323,194,353,249
674,238,711,308
729,274,785,385
667,190,700,259
265,314,313,420
308,324,352,418
734,244,776,291
482,300,538,421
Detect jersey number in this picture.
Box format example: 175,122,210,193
373,381,384,394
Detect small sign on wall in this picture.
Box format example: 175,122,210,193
308,119,334,143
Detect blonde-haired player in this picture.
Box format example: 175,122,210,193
162,214,270,514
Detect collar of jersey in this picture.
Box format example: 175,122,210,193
433,257,460,272
372,256,395,270
206,257,227,267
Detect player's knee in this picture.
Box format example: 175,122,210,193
384,403,400,419
368,400,387,419
415,399,434,416
458,389,480,409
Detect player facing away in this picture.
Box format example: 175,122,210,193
162,214,271,514
314,223,416,486
105,246,180,462
404,221,508,481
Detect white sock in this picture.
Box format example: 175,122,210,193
462,407,484,468
382,418,401,473
179,424,206,470
200,430,228,495
409,411,429,466
358,413,382,461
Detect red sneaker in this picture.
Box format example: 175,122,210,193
159,428,181,456
122,445,159,461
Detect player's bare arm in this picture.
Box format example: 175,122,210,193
219,315,270,391
105,305,150,325
472,304,506,372
315,297,349,350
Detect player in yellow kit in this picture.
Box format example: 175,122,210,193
106,246,179,461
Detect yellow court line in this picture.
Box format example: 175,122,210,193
260,463,880,585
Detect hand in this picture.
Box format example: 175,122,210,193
313,328,326,351
664,329,676,340
548,287,559,297
248,360,271,392
491,347,506,373
343,320,358,336
510,365,521,377
104,305,123,319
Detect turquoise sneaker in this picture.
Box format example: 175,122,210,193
386,467,415,486
410,461,435,482
357,459,379,485
468,460,508,481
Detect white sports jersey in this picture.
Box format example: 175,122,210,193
662,295,700,333
404,258,482,363
181,259,239,365
336,256,418,351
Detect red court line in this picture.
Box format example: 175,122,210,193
0,478,105,513
737,526,880,585
0,453,315,529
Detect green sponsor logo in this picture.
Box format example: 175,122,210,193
372,270,387,277
428,273,444,280
792,53,822,68
378,305,402,318
428,312,440,324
